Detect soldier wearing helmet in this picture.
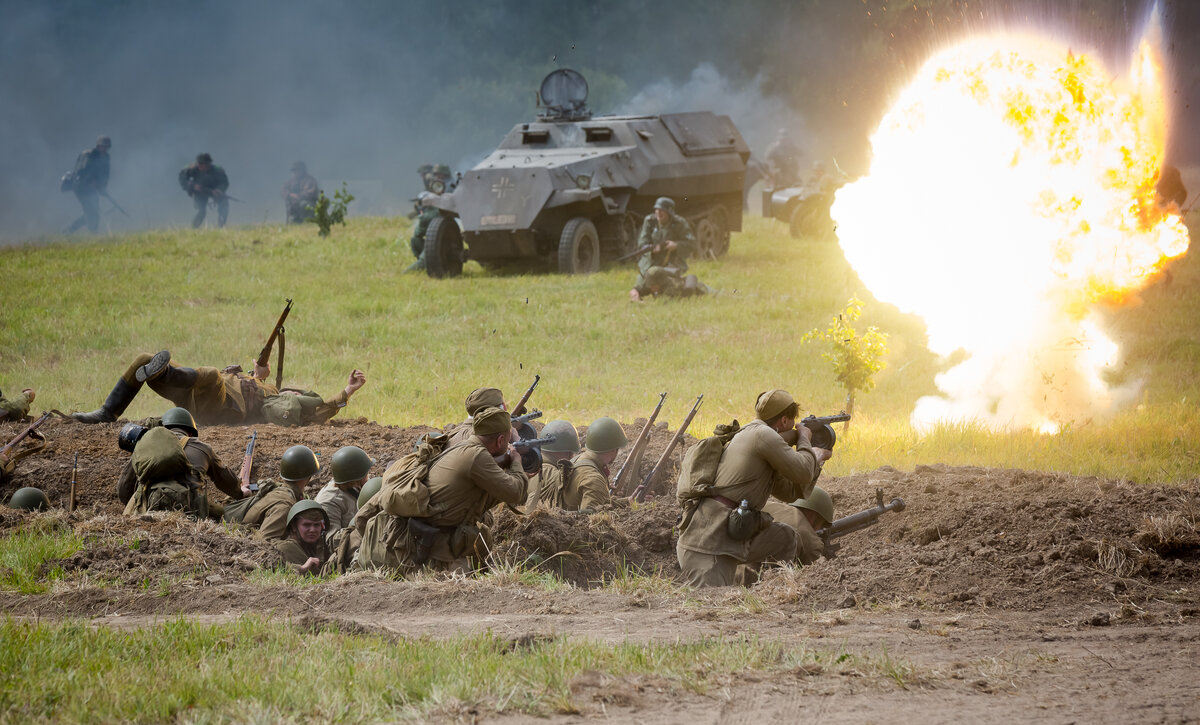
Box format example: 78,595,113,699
178,152,231,228
552,417,628,512
116,407,247,521
65,135,112,234
314,445,373,531
241,445,320,540
524,419,580,508
762,486,833,565
405,191,441,273
72,349,366,428
276,500,332,575
676,389,834,587
282,161,320,224
0,387,36,421
629,197,697,303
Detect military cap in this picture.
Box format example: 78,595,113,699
196,152,213,165
472,406,512,437
97,135,112,148
653,197,675,211
755,389,796,421
465,387,504,416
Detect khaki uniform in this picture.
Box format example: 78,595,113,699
314,482,359,532
242,482,303,540
275,533,331,575
0,391,33,420
676,419,819,587
117,429,243,516
761,500,825,565
524,461,562,508
121,352,278,426
551,450,610,511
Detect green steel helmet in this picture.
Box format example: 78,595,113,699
791,486,834,526
161,407,198,436
9,487,49,511
653,196,675,212
540,420,580,453
286,500,329,529
279,445,319,482
585,417,628,452
357,476,383,507
331,446,373,485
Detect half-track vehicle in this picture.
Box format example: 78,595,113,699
423,69,750,277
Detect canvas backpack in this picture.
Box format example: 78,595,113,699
378,433,453,518
676,420,741,506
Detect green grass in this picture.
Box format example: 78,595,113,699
1,214,1196,482
0,518,85,594
0,616,813,723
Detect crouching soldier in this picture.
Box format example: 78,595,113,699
524,419,579,508
117,407,247,520
315,445,373,532
532,417,627,512
225,445,319,540
762,486,833,565
276,501,332,575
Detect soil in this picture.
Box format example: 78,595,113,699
3,416,1199,722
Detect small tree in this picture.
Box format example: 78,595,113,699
306,183,355,237
802,296,889,431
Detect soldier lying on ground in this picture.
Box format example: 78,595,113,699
0,388,35,421
761,485,833,566
72,350,365,427
116,407,248,521
276,500,332,575
629,196,698,303
631,265,712,301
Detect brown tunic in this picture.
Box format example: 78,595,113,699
561,450,611,511
116,430,243,506
242,483,302,540
275,534,331,575
761,500,825,565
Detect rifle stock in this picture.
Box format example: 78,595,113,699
630,394,702,503
0,412,51,464
511,374,540,417
256,299,292,390
240,431,257,492
612,392,667,495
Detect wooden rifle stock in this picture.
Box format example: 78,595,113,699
0,411,52,464
612,392,667,495
256,299,292,390
239,430,257,492
630,394,702,503
511,374,540,417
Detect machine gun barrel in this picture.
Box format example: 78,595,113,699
801,411,851,450
815,489,906,542
511,410,542,426
512,435,556,450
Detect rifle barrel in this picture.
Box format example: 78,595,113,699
817,497,905,541
612,392,667,495
256,299,293,367
631,394,702,502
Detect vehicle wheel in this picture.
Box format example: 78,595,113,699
621,212,641,256
559,217,600,274
789,196,834,241
695,218,719,260
709,206,730,257
425,216,464,278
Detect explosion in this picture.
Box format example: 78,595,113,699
831,25,1189,434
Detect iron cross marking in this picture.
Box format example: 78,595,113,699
491,176,514,199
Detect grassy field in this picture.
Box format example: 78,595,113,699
1,214,1196,482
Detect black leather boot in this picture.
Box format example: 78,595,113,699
73,378,139,424
135,350,172,383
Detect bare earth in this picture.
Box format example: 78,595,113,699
2,416,1198,723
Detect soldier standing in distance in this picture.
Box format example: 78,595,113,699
282,161,320,223
406,191,440,272
179,152,230,228
65,135,111,233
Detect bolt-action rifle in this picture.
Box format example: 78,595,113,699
815,488,906,558
68,452,78,512
511,374,540,417
611,392,667,495
256,299,293,391
630,394,702,503
0,411,52,482
240,430,258,493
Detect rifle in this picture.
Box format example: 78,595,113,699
611,391,667,495
240,430,258,493
68,452,78,512
616,243,653,263
0,411,52,481
101,191,129,217
511,409,542,426
511,374,540,417
815,488,906,558
256,298,293,391
630,394,702,503
801,411,851,450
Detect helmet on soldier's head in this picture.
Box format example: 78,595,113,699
118,423,149,452
286,499,329,529
9,487,49,511
161,407,198,437
357,476,383,507
290,161,307,173
540,420,580,453
279,445,319,482
196,152,213,165
653,197,675,212
97,135,112,149
584,417,628,452
331,446,373,485
790,486,834,526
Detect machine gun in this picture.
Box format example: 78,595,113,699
815,488,906,558
240,430,258,493
801,411,851,450
512,434,556,475
511,374,540,417
630,394,702,503
256,298,293,390
0,411,52,483
511,409,542,426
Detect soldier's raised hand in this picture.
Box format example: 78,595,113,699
345,369,366,395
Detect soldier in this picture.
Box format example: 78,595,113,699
71,349,366,427
629,197,697,303
0,387,35,421
314,445,372,532
676,390,833,587
7,487,49,511
761,486,833,565
405,192,440,272
179,152,231,228
282,161,320,224
447,387,519,445
239,444,319,540
1157,163,1188,209
764,128,801,188
275,500,332,575
116,407,248,520
524,419,580,507
65,135,112,234
534,417,627,512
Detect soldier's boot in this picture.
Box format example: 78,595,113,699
404,256,426,273
72,378,139,424
146,363,199,396
134,350,172,383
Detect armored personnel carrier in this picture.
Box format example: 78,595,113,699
423,69,750,277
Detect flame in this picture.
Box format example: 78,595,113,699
831,26,1189,433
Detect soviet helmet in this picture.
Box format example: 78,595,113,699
540,420,580,453
331,446,373,485
357,476,383,507
9,487,49,511
279,445,319,482
584,417,628,452
161,407,198,437
653,197,675,212
285,499,329,529
118,423,149,452
790,486,834,526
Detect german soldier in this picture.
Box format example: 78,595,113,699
179,152,230,228
66,136,112,234
282,161,320,224
629,197,697,302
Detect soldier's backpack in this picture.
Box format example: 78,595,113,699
676,420,741,506
378,433,453,518
221,480,282,524
124,427,204,516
